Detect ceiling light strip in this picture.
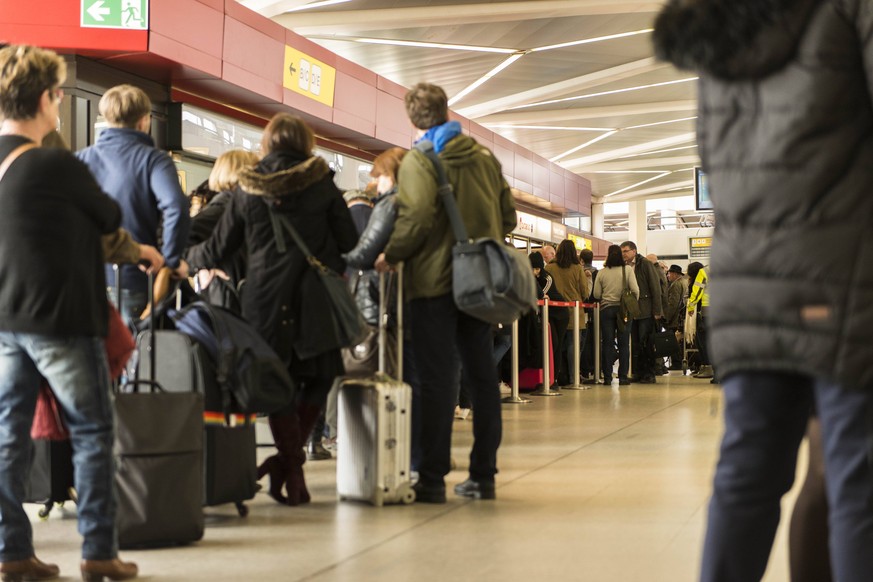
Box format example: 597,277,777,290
622,116,698,131
328,37,517,54
549,130,618,163
285,0,352,13
604,172,672,198
485,124,615,132
511,77,699,110
530,28,654,53
615,144,698,159
448,52,527,107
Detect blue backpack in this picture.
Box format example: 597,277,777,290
171,302,296,415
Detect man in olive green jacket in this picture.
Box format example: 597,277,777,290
376,83,516,503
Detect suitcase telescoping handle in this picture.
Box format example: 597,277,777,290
377,264,403,379
115,266,163,394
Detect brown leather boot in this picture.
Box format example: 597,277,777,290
0,556,59,581
80,558,137,581
267,411,309,506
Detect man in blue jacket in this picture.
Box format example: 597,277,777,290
77,84,190,320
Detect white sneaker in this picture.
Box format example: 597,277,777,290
454,406,471,420
498,382,512,395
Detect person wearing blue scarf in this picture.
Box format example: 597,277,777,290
376,83,518,505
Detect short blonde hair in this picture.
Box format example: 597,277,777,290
208,149,258,192
0,45,66,120
99,84,151,128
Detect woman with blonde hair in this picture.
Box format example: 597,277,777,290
188,149,258,311
186,113,358,505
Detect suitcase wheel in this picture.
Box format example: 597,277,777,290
399,483,416,505
235,502,249,517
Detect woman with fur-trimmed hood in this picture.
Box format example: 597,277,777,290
654,1,873,580
187,113,358,506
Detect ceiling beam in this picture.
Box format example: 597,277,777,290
585,155,699,172
479,100,697,125
457,58,666,119
275,1,666,34
603,179,694,201
561,132,697,168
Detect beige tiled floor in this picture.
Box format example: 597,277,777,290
26,373,805,581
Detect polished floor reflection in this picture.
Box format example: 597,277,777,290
27,373,803,581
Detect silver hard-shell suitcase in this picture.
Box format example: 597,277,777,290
337,269,415,506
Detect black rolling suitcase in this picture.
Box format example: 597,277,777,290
115,270,205,548
24,439,74,519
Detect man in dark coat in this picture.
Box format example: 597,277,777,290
620,241,663,384
655,1,873,580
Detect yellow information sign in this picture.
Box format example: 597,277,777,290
568,234,592,251
283,46,336,107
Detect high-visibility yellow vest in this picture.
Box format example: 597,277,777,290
689,268,709,309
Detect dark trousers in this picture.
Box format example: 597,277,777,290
581,317,595,377
697,309,711,366
631,316,655,379
600,306,631,382
411,294,501,486
701,372,873,582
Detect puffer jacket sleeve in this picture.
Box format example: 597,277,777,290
343,195,397,269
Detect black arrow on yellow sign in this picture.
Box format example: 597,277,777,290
288,63,297,76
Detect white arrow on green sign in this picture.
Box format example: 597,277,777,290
81,0,149,30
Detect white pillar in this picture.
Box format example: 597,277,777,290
591,202,605,238
627,200,648,253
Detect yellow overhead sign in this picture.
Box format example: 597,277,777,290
568,234,592,251
283,46,336,107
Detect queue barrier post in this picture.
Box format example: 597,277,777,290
562,301,589,391
532,297,562,397
502,319,531,405
594,303,602,384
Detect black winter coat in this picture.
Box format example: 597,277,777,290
186,152,358,376
343,189,398,325
654,0,873,389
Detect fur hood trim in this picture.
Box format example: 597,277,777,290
237,156,330,198
653,0,822,80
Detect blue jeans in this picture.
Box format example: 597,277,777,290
600,306,631,382
106,287,147,327
701,371,873,582
0,332,117,561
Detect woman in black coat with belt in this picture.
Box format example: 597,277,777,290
187,113,358,505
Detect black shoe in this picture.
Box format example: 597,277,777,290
602,376,613,384
413,481,446,504
638,376,656,384
306,440,332,461
618,378,630,385
454,478,496,500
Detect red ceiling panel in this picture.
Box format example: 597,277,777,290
151,0,223,60
223,18,284,97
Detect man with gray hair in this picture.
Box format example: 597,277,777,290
77,84,190,321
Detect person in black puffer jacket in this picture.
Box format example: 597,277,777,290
654,1,873,580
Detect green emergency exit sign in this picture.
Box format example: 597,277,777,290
81,0,148,30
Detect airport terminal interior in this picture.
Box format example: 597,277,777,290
1,1,819,581
28,375,802,582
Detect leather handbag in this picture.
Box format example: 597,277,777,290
267,206,368,360
414,140,537,325
618,265,641,332
652,326,681,358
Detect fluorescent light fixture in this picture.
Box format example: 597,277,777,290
317,36,517,54
593,170,667,174
549,130,618,163
604,172,672,198
616,145,698,159
284,0,352,12
667,185,692,191
530,29,653,52
511,77,699,110
623,116,698,130
448,52,526,106
485,124,615,132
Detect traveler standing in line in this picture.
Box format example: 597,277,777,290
76,84,190,322
375,83,517,503
541,244,556,264
593,245,639,385
188,148,258,313
186,113,358,506
655,1,873,580
545,239,589,386
579,248,598,382
620,241,663,384
664,264,687,333
0,44,138,582
685,262,713,379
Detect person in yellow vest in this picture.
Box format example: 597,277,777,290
686,262,713,379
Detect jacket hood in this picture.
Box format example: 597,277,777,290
653,0,821,80
440,134,492,166
237,152,331,198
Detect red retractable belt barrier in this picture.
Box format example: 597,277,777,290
536,300,597,309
